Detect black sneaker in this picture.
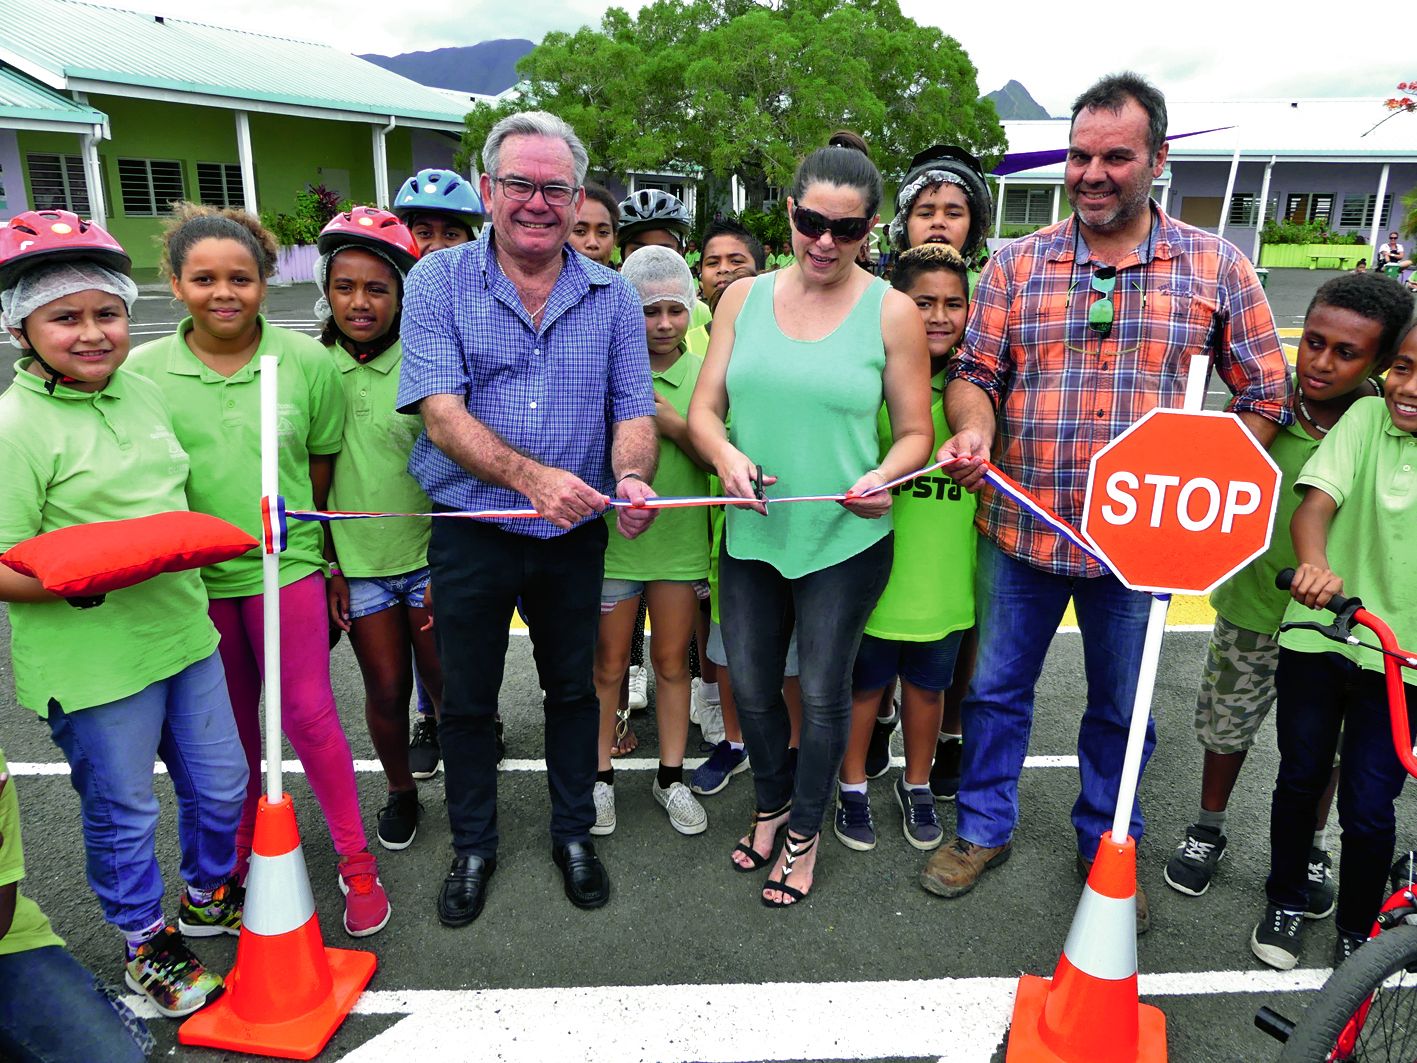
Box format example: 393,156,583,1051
409,715,441,780
1306,847,1336,919
377,790,422,851
1334,930,1367,968
1251,903,1305,970
865,713,898,780
1163,822,1227,897
928,736,962,801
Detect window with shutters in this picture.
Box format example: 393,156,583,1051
1283,193,1334,225
196,162,245,210
117,158,184,216
26,153,90,213
1227,194,1259,227
1338,193,1392,230
1003,186,1052,226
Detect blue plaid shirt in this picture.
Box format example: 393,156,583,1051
397,236,656,538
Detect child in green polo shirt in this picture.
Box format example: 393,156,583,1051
314,209,441,854
837,244,977,854
1166,273,1414,909
0,212,247,1018
129,204,389,938
1254,321,1417,972
592,246,712,838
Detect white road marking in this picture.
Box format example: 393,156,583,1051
119,969,1332,1061
5,754,1080,778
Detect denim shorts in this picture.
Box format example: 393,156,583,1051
852,630,965,693
600,578,709,614
347,567,431,619
706,620,799,677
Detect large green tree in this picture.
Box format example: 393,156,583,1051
458,0,1004,211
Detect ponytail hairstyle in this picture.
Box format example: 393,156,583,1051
790,146,884,219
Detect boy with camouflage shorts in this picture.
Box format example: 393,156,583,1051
1165,272,1416,905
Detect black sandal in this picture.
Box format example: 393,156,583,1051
731,801,791,873
762,831,818,907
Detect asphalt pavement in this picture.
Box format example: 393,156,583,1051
3,268,1410,1063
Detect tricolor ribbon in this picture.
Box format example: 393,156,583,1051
260,495,287,555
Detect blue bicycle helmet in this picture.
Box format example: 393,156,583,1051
393,169,484,230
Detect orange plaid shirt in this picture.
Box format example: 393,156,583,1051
949,207,1292,577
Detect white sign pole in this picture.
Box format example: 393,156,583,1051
259,355,283,804
1107,353,1210,843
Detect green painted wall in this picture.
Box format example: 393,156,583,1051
17,94,411,277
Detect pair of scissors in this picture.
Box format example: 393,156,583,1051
748,464,766,504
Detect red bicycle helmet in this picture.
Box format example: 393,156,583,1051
0,210,130,289
317,207,420,273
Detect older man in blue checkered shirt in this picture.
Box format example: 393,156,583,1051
398,112,658,926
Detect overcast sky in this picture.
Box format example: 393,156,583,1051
168,0,1402,117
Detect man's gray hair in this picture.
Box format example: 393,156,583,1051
482,111,589,187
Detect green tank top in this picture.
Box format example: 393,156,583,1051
725,272,890,578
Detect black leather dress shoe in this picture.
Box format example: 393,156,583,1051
552,840,609,909
438,854,496,927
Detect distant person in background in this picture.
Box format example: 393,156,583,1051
1376,231,1405,270
1354,258,1367,273
570,183,619,268
392,168,484,253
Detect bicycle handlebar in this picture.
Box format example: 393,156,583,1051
1273,566,1355,616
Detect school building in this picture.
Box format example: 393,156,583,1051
994,99,1417,264
0,0,474,277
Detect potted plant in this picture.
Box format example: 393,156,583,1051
260,184,346,284
1258,219,1369,269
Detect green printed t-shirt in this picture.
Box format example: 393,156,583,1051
604,350,711,581
725,272,890,578
326,341,431,578
690,299,712,331
1279,396,1417,673
0,749,64,957
128,318,345,598
1210,409,1318,635
685,324,710,357
865,372,977,641
0,365,218,716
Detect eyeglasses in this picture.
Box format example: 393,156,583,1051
791,206,873,243
494,177,579,207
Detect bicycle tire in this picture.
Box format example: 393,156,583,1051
1280,922,1417,1062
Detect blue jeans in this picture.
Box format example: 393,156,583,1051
957,538,1154,859
46,651,248,933
719,534,893,837
0,946,150,1062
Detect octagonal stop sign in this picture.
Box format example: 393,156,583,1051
1081,408,1282,595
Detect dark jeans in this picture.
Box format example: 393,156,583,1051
1268,648,1416,935
429,514,607,858
719,533,893,837
0,946,150,1063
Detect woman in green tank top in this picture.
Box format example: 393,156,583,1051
688,145,934,907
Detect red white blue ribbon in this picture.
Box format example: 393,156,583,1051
260,495,286,555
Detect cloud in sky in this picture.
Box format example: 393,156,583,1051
150,0,1404,117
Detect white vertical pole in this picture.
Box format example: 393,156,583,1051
1252,156,1275,263
235,111,258,215
1216,143,1242,240
1050,183,1061,224
994,175,1006,238
371,121,392,209
1107,353,1209,843
79,131,106,227
260,355,283,803
1158,178,1171,213
1369,163,1392,259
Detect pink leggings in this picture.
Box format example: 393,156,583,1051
209,572,367,865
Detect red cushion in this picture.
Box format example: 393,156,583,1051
1,511,258,597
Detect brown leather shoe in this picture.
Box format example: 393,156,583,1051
1076,853,1150,935
920,836,1011,898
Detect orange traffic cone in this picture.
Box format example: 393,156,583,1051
1006,832,1166,1062
179,794,377,1060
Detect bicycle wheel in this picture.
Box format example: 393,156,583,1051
1281,922,1417,1062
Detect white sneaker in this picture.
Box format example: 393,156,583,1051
591,781,616,836
652,779,708,835
698,702,726,746
628,666,649,712
691,678,720,726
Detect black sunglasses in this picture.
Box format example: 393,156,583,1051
792,206,873,243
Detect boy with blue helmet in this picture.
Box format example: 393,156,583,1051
393,168,484,254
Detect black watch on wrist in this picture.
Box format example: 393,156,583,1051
616,472,647,488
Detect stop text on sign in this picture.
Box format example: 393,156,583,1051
1100,474,1263,534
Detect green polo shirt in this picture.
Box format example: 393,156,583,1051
1211,411,1320,635
603,349,711,581
326,341,431,578
128,318,344,598
0,749,64,957
865,372,977,641
1279,396,1417,672
690,299,712,331
685,324,710,357
0,363,218,716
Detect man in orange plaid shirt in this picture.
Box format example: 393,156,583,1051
919,72,1292,929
